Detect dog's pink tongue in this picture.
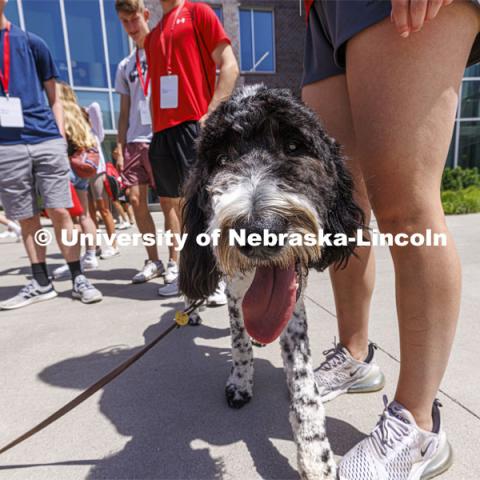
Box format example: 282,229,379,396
242,265,297,344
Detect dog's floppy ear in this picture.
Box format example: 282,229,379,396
179,168,221,301
315,143,365,271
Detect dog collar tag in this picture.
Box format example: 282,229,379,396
175,311,189,326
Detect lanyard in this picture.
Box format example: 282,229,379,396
160,1,185,75
0,22,11,97
135,48,150,97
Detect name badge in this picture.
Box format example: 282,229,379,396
139,99,152,126
0,97,24,128
160,75,178,109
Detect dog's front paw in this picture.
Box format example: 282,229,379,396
225,383,252,409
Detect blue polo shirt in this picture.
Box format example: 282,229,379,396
0,23,62,144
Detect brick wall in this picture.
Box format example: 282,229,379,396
143,0,306,95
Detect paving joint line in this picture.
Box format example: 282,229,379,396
305,294,480,423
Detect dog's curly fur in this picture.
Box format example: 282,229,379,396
179,85,364,479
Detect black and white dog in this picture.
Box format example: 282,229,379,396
179,85,363,480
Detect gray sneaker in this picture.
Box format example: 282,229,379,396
339,397,453,480
132,260,165,284
164,259,178,284
72,275,103,304
158,279,180,297
0,279,57,310
314,341,385,402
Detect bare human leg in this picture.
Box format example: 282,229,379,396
159,196,182,263
128,183,159,262
303,76,374,361
346,2,479,429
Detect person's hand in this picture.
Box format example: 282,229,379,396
116,154,124,173
199,113,209,128
391,0,454,38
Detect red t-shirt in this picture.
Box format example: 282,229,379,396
145,1,231,133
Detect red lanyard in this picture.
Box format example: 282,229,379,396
135,48,150,97
160,1,185,75
0,22,11,97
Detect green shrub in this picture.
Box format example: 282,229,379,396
442,167,480,191
442,187,480,214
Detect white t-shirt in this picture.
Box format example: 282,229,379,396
115,48,153,144
86,102,106,174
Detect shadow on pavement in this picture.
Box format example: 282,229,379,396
29,307,365,479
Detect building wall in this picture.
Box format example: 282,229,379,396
238,0,305,96
6,0,480,168
144,0,305,95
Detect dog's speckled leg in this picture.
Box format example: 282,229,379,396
280,300,337,480
225,272,255,409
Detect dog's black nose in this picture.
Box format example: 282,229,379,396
235,216,288,259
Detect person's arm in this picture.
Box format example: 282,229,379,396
44,79,65,138
116,94,130,172
200,42,239,125
86,102,105,143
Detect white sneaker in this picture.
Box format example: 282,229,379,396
0,279,57,310
72,275,103,304
339,396,453,480
100,246,120,260
314,341,385,402
158,279,180,297
52,263,70,280
0,230,18,241
207,280,227,306
82,252,98,271
132,260,165,284
116,221,131,230
164,259,178,284
53,253,98,280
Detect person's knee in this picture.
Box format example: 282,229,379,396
46,207,70,223
129,193,142,210
19,215,40,232
373,205,443,235
160,197,180,213
95,200,109,215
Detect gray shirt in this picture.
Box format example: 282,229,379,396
115,48,153,144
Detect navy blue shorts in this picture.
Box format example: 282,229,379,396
303,1,480,86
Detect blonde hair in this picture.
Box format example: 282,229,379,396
115,0,145,14
58,82,97,151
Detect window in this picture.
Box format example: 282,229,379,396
5,0,21,27
75,90,112,130
458,121,480,168
113,93,121,130
104,0,130,84
64,0,108,87
23,0,69,82
465,64,480,78
212,5,224,24
239,8,275,73
460,80,480,119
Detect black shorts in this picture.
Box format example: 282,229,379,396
149,121,200,198
303,0,480,86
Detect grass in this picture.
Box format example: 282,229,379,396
442,187,480,215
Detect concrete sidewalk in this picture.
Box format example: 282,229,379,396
0,213,478,480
